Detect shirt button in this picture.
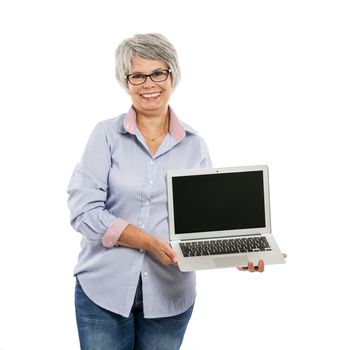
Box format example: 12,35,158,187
144,272,148,276
140,249,144,253
149,180,153,185
145,201,150,206
150,160,154,165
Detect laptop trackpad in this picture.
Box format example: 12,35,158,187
214,255,248,268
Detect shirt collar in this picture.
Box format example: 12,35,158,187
121,105,196,142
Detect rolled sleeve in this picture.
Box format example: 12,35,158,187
101,218,130,248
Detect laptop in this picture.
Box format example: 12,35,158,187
166,165,285,271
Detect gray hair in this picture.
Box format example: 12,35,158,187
115,33,181,91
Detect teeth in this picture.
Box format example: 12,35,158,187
141,92,160,98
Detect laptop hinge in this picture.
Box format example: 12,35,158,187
179,233,263,242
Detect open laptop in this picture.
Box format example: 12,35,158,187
166,165,285,271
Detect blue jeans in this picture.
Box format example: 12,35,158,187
75,277,194,350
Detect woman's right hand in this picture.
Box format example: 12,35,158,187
117,224,178,265
148,237,178,265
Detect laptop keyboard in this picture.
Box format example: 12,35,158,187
179,236,271,257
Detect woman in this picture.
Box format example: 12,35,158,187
67,33,265,350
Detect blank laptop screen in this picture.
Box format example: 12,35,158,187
171,171,266,234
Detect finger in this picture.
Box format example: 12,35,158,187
258,260,265,273
236,265,248,271
247,261,255,272
168,249,178,263
158,251,175,265
162,246,178,264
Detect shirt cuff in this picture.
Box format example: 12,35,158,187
101,218,129,248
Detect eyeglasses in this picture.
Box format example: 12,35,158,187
125,69,171,85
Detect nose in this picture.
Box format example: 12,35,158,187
142,75,155,87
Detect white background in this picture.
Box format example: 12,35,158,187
0,1,349,349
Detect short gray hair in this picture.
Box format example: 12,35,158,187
115,33,181,91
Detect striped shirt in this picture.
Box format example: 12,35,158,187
67,105,212,318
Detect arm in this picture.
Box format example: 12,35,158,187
67,122,124,245
117,224,178,265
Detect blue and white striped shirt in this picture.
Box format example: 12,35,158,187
67,105,212,318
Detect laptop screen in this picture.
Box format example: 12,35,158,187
171,171,266,234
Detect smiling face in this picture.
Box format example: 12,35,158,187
127,56,173,117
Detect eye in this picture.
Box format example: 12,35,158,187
130,73,145,80
150,70,169,82
151,71,166,78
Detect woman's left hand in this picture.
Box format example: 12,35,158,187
236,253,287,273
237,260,265,273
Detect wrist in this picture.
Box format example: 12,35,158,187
118,224,155,251
143,233,157,252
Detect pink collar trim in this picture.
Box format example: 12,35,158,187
124,105,186,142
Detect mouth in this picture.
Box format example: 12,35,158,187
140,92,161,100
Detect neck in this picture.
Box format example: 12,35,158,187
136,107,169,136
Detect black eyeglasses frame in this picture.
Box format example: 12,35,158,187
125,69,172,85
